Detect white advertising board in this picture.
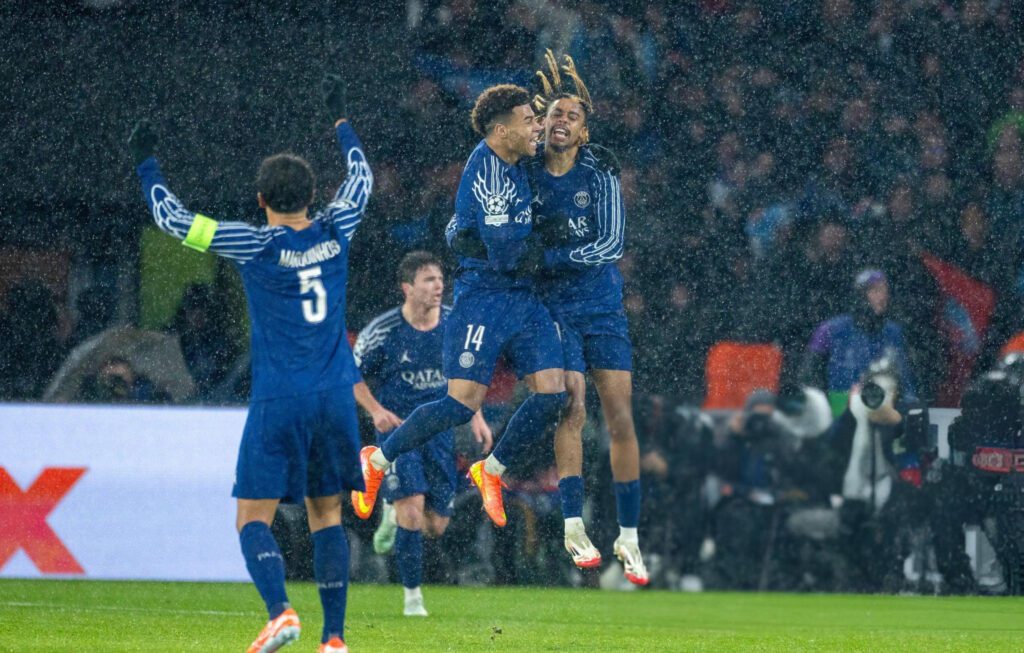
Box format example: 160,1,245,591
0,403,250,581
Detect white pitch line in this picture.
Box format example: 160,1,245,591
0,601,258,617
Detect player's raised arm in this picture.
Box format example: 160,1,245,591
129,120,273,264
320,73,373,242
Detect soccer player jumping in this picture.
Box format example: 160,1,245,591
130,74,369,653
351,84,566,529
533,54,647,586
351,251,493,616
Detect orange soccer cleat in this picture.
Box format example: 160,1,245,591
246,607,300,653
351,446,385,520
318,636,349,653
467,460,508,527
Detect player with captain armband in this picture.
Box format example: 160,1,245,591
130,73,369,653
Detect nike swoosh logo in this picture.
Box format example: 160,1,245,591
356,492,372,515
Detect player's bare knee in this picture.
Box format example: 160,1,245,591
425,514,450,538
395,503,425,531
564,394,586,431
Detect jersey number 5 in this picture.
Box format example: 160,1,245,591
298,267,327,324
464,324,485,351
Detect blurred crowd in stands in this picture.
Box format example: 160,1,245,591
4,0,1024,593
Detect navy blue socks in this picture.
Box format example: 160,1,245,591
381,395,475,462
492,391,567,469
395,526,423,589
614,479,642,529
558,475,584,520
312,525,350,643
239,521,288,619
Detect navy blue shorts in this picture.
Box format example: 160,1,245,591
377,430,456,517
232,386,363,502
553,307,633,374
443,284,563,384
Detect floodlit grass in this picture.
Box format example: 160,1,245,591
0,579,1021,652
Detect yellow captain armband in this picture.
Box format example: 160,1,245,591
182,213,218,252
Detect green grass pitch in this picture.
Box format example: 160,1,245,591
0,579,1021,652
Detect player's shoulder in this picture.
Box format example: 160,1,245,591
579,143,621,177
466,140,510,173
218,220,283,238
441,304,453,319
357,307,403,344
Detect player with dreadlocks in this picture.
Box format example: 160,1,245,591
453,52,647,585
531,53,647,585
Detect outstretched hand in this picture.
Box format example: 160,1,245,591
128,119,158,166
321,73,347,123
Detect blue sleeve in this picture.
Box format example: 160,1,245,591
317,121,373,242
453,153,531,272
352,322,385,381
136,158,274,263
546,166,625,269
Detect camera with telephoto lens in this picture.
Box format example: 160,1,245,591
859,356,899,411
861,381,886,410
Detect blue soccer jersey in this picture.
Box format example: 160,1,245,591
534,143,625,311
353,306,451,419
441,140,563,383
137,122,372,400
136,121,373,501
353,306,457,514
445,140,536,290
532,143,631,373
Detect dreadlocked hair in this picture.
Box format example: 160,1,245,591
533,49,594,119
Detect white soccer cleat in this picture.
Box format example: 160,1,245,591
564,522,602,569
403,596,428,617
613,537,649,586
373,501,397,555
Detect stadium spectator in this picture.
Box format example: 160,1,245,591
801,268,916,413
0,281,67,400
69,286,117,349
168,284,239,401
78,355,171,404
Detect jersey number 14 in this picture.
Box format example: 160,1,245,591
298,267,327,324
464,324,485,351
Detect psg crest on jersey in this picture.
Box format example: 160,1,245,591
574,191,590,208
459,352,475,368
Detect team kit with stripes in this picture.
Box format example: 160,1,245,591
133,67,639,650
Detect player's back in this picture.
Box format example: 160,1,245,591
240,220,357,400
136,120,371,402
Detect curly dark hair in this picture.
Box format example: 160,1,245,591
256,153,315,213
470,84,532,137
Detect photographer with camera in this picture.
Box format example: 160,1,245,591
708,387,834,590
814,358,933,592
929,355,1024,594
